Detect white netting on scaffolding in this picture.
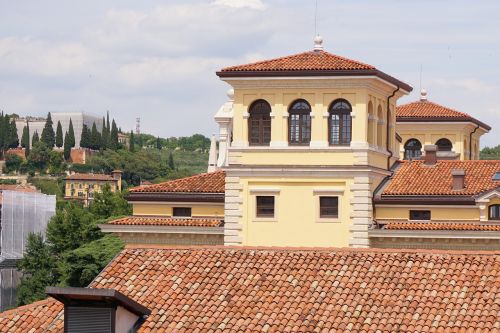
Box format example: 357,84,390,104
0,190,56,259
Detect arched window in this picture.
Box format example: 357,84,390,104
288,99,311,145
436,138,452,151
489,205,500,220
376,105,384,147
404,138,422,160
367,101,375,145
248,100,271,146
328,99,352,146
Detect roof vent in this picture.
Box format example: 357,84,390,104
420,88,428,102
313,35,323,51
451,169,466,190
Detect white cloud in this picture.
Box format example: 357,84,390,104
212,0,267,10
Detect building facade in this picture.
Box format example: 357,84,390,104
64,170,122,205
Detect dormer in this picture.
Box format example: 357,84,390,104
215,37,412,170
397,89,491,161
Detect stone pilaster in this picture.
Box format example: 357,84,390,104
224,174,244,245
349,176,373,248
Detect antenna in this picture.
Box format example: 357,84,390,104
314,0,318,36
135,117,141,136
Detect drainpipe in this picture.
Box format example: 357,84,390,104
386,86,400,170
469,125,479,160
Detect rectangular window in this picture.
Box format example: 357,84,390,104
256,196,275,218
489,205,500,220
173,207,192,217
319,196,339,218
409,210,431,220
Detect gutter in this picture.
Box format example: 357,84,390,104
469,124,480,160
386,86,400,170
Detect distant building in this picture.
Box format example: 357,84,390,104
117,132,129,146
64,170,122,205
15,112,102,148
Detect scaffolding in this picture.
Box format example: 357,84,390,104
0,191,56,259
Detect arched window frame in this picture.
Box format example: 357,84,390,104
248,99,271,146
367,101,375,145
435,138,453,151
489,204,500,220
288,99,312,146
328,99,352,146
376,105,384,147
404,138,422,160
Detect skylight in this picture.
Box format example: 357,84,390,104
493,172,500,181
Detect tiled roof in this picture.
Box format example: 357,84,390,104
129,171,225,193
383,221,500,232
108,216,223,227
396,100,491,130
381,160,500,196
0,184,38,204
65,173,116,181
220,50,375,72
2,246,499,332
0,299,62,332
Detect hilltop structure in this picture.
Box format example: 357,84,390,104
64,170,122,205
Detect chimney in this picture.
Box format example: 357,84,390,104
207,134,218,172
423,145,437,165
451,169,466,190
46,287,150,333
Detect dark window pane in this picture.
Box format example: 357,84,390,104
173,207,192,217
409,210,431,220
328,99,352,146
248,100,272,146
320,196,338,218
288,100,311,145
256,196,275,218
489,205,500,220
404,139,422,160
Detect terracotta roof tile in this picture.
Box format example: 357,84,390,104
129,171,225,193
108,216,223,227
2,247,499,332
219,50,375,72
383,222,500,232
381,160,500,196
0,299,62,332
65,173,116,181
396,100,491,130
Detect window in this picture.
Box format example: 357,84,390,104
288,100,311,145
409,210,431,220
404,139,422,160
489,205,500,220
256,196,275,218
173,207,192,217
319,196,338,218
436,138,452,151
493,172,500,181
248,100,271,146
328,99,352,145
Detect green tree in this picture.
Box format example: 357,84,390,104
3,153,23,173
89,185,131,219
55,121,63,148
168,151,175,169
21,124,29,148
41,112,55,148
8,117,19,148
90,122,101,150
156,137,162,150
48,150,64,174
110,120,119,150
80,124,90,148
129,130,135,152
68,118,75,148
101,117,110,149
32,131,40,145
16,233,59,306
63,131,72,161
27,141,51,170
481,145,500,160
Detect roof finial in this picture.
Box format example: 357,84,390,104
420,88,428,102
314,34,323,51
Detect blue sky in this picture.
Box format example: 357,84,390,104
0,0,499,146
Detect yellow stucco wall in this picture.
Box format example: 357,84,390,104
132,202,224,217
65,180,118,198
375,206,480,221
238,177,353,247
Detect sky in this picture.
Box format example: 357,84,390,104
0,0,499,146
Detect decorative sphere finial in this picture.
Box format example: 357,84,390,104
313,34,323,51
420,88,428,102
227,88,234,101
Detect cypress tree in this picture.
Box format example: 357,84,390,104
101,117,109,149
8,117,19,148
168,152,175,169
24,123,30,155
129,130,134,152
106,111,110,133
41,112,55,148
156,137,162,150
90,122,101,150
32,131,40,145
110,120,118,150
0,112,4,155
21,126,29,148
55,121,63,148
79,124,88,148
63,131,71,161
68,118,75,147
